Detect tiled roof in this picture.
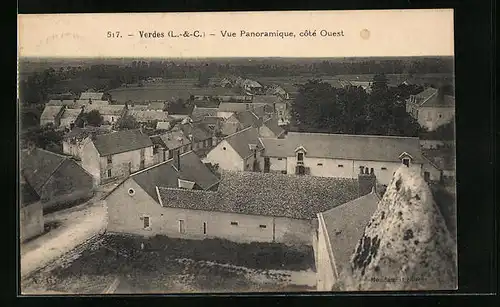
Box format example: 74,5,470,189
80,92,105,100
127,110,171,122
156,121,172,130
20,178,40,208
421,94,455,107
40,105,63,119
224,127,262,159
92,129,153,156
85,105,126,116
60,108,83,121
131,151,220,200
415,87,438,100
180,123,212,141
158,171,359,220
235,110,260,128
191,107,218,121
263,116,285,137
156,128,190,150
320,190,380,275
260,132,424,163
21,148,66,194
46,100,87,108
21,148,93,201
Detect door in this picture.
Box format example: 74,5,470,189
264,157,270,173
424,171,430,182
179,220,185,234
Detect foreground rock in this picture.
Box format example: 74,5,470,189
343,166,457,291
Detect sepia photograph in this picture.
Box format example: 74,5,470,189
18,10,457,294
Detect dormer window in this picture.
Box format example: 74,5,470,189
399,152,413,167
297,152,304,162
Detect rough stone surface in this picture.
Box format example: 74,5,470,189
342,166,457,291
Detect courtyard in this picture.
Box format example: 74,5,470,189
22,233,317,294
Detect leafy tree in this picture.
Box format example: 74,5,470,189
84,110,104,127
197,71,210,87
116,115,140,130
21,125,64,152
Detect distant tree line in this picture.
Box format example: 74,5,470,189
19,58,454,105
290,74,425,137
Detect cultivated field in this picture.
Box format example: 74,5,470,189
22,234,317,294
108,78,240,103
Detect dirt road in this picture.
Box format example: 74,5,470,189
20,183,117,280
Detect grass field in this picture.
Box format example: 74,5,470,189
22,234,317,294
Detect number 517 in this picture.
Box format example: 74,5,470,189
107,31,121,38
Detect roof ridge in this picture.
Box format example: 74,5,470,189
157,186,219,194
223,126,254,139
287,132,420,140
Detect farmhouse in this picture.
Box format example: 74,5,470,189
205,126,264,172
127,110,171,124
105,151,221,232
406,87,455,131
105,164,361,246
81,129,154,185
21,147,95,211
80,91,105,101
259,132,424,185
150,127,191,164
179,122,215,154
62,126,113,159
40,105,64,127
20,175,44,243
85,105,127,125
315,184,380,291
59,108,83,129
242,79,264,94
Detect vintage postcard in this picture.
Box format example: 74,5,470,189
17,10,457,294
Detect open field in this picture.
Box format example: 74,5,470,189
108,81,240,103
22,234,317,294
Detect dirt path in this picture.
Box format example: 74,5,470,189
20,183,117,280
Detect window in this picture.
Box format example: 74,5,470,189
281,170,287,174
203,222,207,235
107,169,112,178
179,220,185,234
140,159,145,169
111,117,115,122
168,150,173,159
297,152,304,161
128,188,135,196
107,156,112,164
438,114,442,118
223,147,227,150
143,215,150,229
381,167,387,170
317,163,323,166
259,225,267,229
402,158,410,167
277,158,283,161
230,221,238,226
338,164,344,168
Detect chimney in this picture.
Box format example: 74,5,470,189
358,168,377,197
